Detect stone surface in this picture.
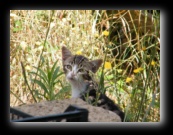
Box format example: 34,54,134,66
13,98,121,122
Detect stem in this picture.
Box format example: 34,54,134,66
31,10,55,92
21,62,37,103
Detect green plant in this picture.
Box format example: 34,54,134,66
29,59,66,101
10,10,160,122
94,10,160,122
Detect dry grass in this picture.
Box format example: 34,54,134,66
10,10,160,122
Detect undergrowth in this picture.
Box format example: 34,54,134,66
10,10,160,122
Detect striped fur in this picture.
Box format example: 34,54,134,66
62,46,124,121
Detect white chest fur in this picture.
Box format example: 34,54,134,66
71,83,87,98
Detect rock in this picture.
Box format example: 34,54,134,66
13,98,121,122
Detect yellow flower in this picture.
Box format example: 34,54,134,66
151,60,156,66
104,62,112,69
76,50,82,55
102,30,109,36
133,67,144,73
126,77,133,83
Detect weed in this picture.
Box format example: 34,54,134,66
10,10,160,122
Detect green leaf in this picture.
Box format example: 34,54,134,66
56,72,64,78
105,74,114,80
33,66,48,82
13,20,23,32
52,68,63,84
51,60,58,73
40,56,45,63
48,71,52,84
29,71,48,85
33,89,44,100
13,27,22,32
33,79,49,94
49,60,59,83
40,56,45,67
15,20,22,27
98,70,104,93
51,67,59,84
154,101,160,108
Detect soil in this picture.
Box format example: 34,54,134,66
13,98,121,122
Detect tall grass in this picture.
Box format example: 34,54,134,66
10,10,160,122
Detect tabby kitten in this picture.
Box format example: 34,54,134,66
62,46,124,121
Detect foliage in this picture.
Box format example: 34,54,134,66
10,10,160,122
29,59,69,101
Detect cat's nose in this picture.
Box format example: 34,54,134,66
69,72,76,79
71,73,75,77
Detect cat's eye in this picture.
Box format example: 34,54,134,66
66,65,72,70
78,68,84,73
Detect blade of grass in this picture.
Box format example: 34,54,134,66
29,71,48,85
33,79,49,95
21,62,37,103
31,10,55,91
10,90,25,105
49,60,59,85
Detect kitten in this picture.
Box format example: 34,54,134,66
62,46,124,121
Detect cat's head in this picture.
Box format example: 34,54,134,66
62,46,103,83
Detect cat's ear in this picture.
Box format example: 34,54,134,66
62,46,72,61
90,59,103,73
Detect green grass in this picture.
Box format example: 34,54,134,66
10,10,160,122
